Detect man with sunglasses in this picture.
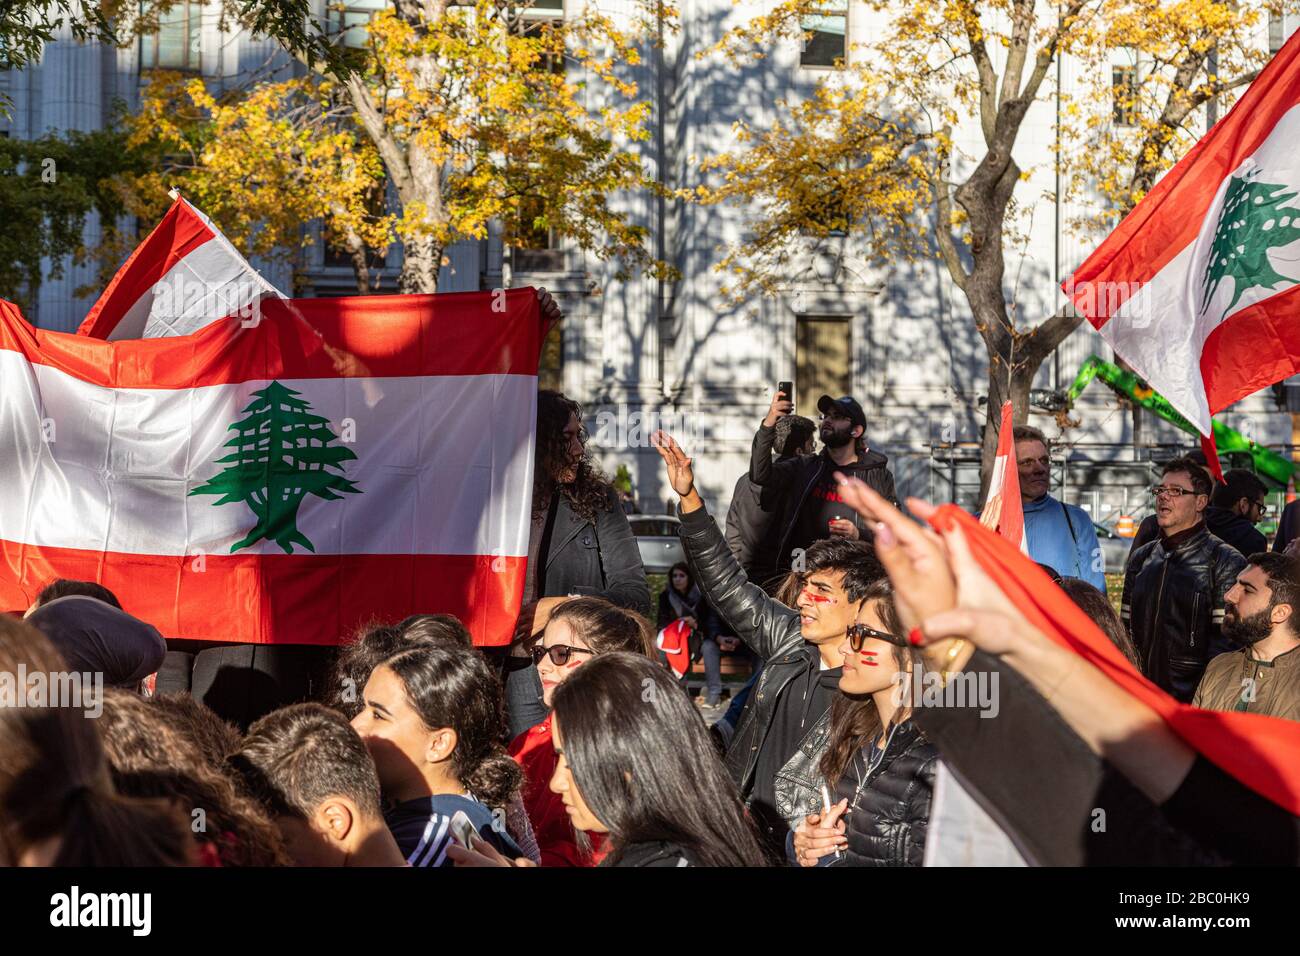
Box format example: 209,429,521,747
1122,457,1247,702
653,429,885,858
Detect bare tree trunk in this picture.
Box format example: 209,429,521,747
398,232,443,294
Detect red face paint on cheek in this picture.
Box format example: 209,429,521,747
807,593,831,603
859,652,878,667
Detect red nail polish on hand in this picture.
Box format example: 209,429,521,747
908,627,925,647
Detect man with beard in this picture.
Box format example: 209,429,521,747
1193,553,1300,722
747,389,896,586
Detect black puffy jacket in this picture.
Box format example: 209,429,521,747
1121,522,1247,703
829,720,937,867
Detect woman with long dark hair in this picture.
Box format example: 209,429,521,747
788,580,938,867
351,645,525,866
508,597,655,866
0,617,192,866
549,653,768,867
501,389,650,738
657,561,725,705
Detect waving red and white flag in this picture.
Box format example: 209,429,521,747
1,289,545,646
78,195,284,340
978,401,1027,552
1066,31,1300,436
931,504,1300,816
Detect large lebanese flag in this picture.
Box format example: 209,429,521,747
930,505,1300,815
0,289,544,646
1065,31,1300,435
78,196,285,340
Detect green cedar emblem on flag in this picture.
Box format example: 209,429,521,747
190,381,361,554
1200,167,1300,320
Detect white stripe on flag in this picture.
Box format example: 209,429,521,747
0,353,535,557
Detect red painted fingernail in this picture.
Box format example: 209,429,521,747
908,627,925,647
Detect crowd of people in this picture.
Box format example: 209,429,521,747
3,384,1299,868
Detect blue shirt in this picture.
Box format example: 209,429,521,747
385,794,522,868
1022,494,1106,591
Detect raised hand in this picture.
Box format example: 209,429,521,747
763,387,794,428
651,430,696,499
831,476,956,630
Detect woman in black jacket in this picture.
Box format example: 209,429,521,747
501,390,650,738
657,561,725,704
789,579,937,866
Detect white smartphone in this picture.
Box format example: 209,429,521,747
449,810,478,849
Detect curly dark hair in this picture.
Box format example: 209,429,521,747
535,389,613,522
98,689,290,867
380,646,522,809
151,693,243,768
329,615,474,718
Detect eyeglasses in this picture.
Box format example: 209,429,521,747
846,622,907,650
1151,485,1200,499
1252,499,1270,516
530,644,594,667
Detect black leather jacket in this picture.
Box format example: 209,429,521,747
1121,523,1246,703
676,503,822,798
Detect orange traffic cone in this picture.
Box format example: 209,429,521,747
1116,515,1136,538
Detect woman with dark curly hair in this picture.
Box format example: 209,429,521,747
98,689,291,867
501,389,650,738
351,644,526,867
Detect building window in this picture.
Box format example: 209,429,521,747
140,1,202,72
800,3,847,69
515,0,564,75
1111,64,1140,127
539,320,563,392
326,0,388,49
513,194,565,272
796,315,850,409
658,315,677,388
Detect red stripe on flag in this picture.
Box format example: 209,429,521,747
931,504,1300,816
0,541,524,647
1199,283,1300,415
0,289,545,386
76,200,216,339
1066,32,1300,324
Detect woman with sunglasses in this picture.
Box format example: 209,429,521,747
788,579,938,866
507,597,656,866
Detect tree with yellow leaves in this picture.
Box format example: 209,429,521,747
123,0,676,294
695,0,1293,485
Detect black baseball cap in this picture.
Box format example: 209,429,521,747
817,395,867,431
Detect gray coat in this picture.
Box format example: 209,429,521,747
539,485,650,615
